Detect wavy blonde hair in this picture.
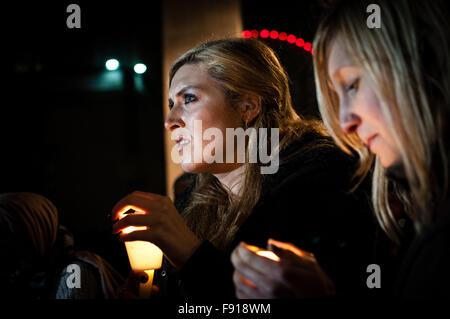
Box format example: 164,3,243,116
313,0,450,243
170,38,327,250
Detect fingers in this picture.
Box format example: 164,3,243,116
120,270,146,298
119,271,161,299
111,191,166,221
111,191,171,233
231,246,266,287
231,241,323,298
233,271,262,299
232,243,291,298
268,238,314,259
132,191,164,201
112,213,158,234
234,243,279,275
117,229,158,243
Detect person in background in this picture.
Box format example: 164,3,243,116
0,192,124,299
232,0,450,298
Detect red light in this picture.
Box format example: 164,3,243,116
242,30,252,39
287,34,296,43
304,42,312,51
270,30,278,39
295,38,304,47
260,29,269,38
244,28,311,54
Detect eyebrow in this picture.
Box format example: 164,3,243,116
331,65,359,81
331,68,343,81
168,85,203,106
172,85,202,98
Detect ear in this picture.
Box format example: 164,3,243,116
239,94,262,125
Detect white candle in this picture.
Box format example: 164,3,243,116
118,205,163,298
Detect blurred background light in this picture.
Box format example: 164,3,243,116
105,58,120,71
303,42,312,51
240,28,313,55
134,63,147,74
296,38,304,47
242,30,252,38
260,29,269,38
270,30,279,39
287,34,296,43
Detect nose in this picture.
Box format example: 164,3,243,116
164,108,185,131
339,106,361,134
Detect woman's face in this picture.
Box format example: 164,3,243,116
165,63,244,174
327,36,401,168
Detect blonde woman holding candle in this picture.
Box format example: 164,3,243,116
111,38,375,298
232,0,450,298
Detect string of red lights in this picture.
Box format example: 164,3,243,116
242,29,313,55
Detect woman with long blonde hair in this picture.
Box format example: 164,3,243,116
112,38,374,298
232,0,450,298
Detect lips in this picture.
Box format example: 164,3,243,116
365,134,378,150
175,136,191,152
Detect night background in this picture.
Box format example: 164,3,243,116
3,0,324,276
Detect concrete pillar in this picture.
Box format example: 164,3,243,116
162,0,242,199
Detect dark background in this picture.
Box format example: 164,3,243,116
3,0,323,275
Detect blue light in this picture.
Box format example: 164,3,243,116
134,63,147,74
105,59,120,71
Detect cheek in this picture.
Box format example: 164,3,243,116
354,86,384,126
185,98,237,131
355,87,401,167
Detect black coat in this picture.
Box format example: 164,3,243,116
155,132,379,298
393,199,450,298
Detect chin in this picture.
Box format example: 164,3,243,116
181,162,209,173
379,154,401,168
380,157,394,168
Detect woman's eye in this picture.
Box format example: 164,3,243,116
184,94,197,104
346,79,360,95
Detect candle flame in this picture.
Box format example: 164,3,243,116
244,244,280,262
256,250,280,262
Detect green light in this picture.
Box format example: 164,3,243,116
105,59,120,71
134,63,147,74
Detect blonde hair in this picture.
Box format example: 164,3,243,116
313,0,450,243
170,38,327,250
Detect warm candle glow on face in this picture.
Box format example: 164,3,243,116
245,244,280,262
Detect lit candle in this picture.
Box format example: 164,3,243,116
117,205,163,298
245,244,280,262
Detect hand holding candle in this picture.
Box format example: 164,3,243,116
111,191,202,270
230,239,336,298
